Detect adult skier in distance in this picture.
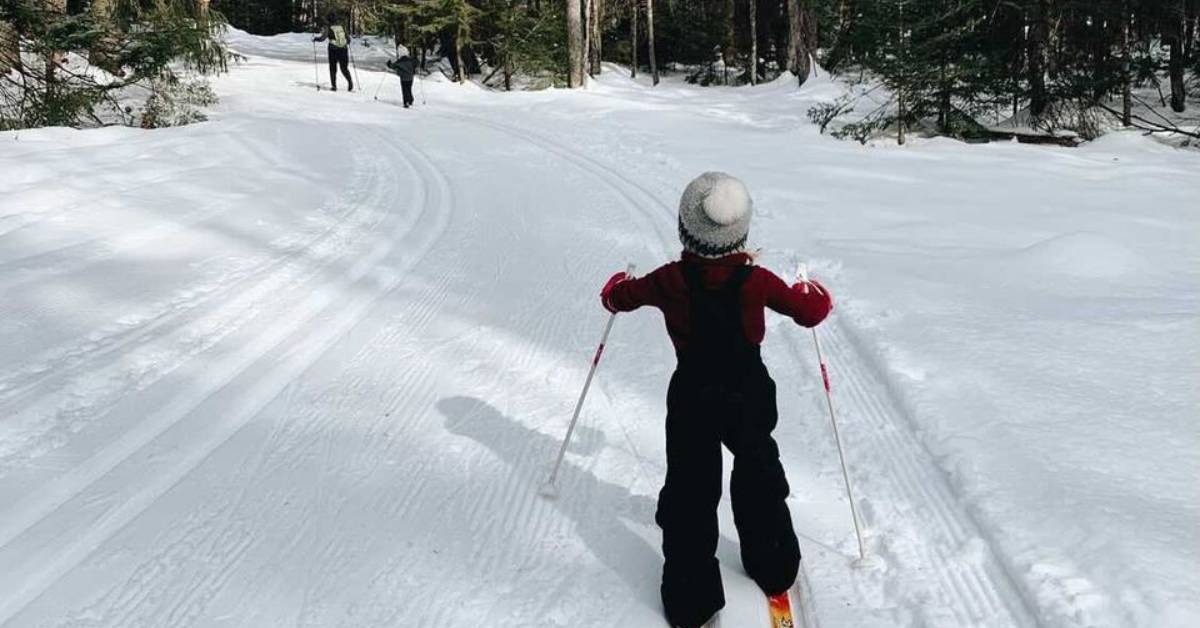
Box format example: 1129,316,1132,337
313,12,353,92
385,46,417,108
599,172,834,628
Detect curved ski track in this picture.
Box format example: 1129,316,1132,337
0,127,389,469
0,131,453,625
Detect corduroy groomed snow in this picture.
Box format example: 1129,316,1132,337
678,172,753,257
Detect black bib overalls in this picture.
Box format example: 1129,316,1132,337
656,264,801,627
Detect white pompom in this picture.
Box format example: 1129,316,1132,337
702,177,752,226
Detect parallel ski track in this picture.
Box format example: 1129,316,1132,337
0,126,387,464
443,110,1041,627
0,132,453,626
793,562,818,628
799,323,1042,627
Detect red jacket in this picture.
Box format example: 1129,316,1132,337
605,252,833,355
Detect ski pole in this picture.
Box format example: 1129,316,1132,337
798,263,866,561
541,263,636,499
373,72,388,100
349,43,363,93
312,40,320,90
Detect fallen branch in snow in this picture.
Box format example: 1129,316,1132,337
1098,102,1200,140
984,129,1083,147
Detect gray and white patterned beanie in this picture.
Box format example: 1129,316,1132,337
678,172,754,258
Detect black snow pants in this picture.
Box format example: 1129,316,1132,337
328,45,352,91
656,265,801,628
401,80,415,107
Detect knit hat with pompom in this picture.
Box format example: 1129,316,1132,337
677,172,754,258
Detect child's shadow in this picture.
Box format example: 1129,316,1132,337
437,396,663,614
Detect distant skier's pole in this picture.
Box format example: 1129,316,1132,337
349,43,363,92
373,73,388,100
312,40,320,90
798,263,866,561
541,263,636,499
374,43,395,101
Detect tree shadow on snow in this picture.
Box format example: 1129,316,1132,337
437,395,664,617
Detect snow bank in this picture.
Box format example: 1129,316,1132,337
1008,232,1148,279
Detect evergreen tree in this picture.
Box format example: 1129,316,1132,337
477,0,567,88
1,0,228,130
811,0,1199,142
401,0,481,82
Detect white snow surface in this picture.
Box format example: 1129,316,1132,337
1,30,1197,628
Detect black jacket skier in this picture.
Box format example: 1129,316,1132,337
313,16,353,92
386,52,417,108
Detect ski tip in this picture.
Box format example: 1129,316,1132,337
767,591,795,628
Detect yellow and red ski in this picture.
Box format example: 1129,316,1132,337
767,591,795,628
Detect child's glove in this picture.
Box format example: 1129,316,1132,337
793,278,834,311
600,271,629,313
789,278,834,327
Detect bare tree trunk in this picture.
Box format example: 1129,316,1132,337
504,51,512,91
897,0,906,145
455,24,466,83
788,0,814,85
44,0,66,86
90,0,128,75
1168,0,1187,112
787,0,799,77
567,0,585,86
0,20,17,75
631,0,638,78
1188,1,1198,59
748,0,757,85
1120,2,1132,126
724,0,735,85
826,0,856,72
583,0,593,77
1027,0,1049,118
592,0,604,75
647,0,658,85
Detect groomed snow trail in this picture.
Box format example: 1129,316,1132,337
449,109,1039,628
2,32,1197,628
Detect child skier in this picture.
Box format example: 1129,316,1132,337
599,172,833,628
385,46,417,108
